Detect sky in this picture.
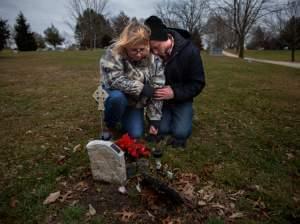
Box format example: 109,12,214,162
0,0,159,44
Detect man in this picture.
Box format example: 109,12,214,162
144,16,205,148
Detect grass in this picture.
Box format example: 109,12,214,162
0,49,299,223
227,49,300,62
62,205,86,224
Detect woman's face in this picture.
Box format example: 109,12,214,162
126,43,150,61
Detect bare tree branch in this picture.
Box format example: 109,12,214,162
213,0,273,58
155,0,210,35
66,0,109,32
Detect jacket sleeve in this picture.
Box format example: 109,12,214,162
100,48,144,96
146,56,165,125
172,47,205,102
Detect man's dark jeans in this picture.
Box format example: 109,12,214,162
159,101,193,145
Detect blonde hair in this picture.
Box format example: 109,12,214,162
112,21,150,56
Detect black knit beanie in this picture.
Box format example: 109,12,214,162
144,16,168,41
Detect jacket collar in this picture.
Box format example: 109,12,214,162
165,30,191,64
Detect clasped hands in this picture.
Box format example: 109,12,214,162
153,85,174,100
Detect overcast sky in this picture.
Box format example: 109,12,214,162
0,0,159,43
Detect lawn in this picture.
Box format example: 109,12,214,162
0,50,299,224
228,49,300,62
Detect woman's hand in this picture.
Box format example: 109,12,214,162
149,125,158,135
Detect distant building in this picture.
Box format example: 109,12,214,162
45,43,66,51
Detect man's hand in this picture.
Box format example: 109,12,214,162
154,86,174,100
149,125,158,135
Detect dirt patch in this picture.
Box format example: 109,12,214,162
44,166,250,223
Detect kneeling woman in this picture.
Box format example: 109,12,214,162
98,22,165,139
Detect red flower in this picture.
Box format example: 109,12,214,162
115,134,150,158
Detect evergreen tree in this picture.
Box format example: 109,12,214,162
75,9,112,49
44,24,64,48
14,12,37,51
111,11,130,37
247,26,266,50
0,18,10,51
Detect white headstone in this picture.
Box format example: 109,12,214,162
86,140,127,185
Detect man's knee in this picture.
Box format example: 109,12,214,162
159,125,170,136
128,130,143,139
172,127,191,140
158,109,172,136
171,115,192,139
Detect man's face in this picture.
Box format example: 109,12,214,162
149,39,171,59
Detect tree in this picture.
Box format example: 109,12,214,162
14,12,37,51
247,26,266,49
67,0,109,24
279,0,300,62
261,10,284,50
33,33,46,49
155,0,210,35
155,0,180,27
155,0,210,50
111,11,130,37
101,34,112,47
173,0,210,35
263,0,300,60
44,24,65,48
67,0,110,48
263,35,283,49
191,28,204,49
263,6,287,38
75,8,112,49
0,18,10,51
214,0,272,58
205,15,232,49
280,16,300,61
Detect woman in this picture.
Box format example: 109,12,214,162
95,21,165,139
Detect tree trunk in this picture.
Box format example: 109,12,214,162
90,37,93,50
235,46,239,54
291,48,295,62
238,37,244,58
291,16,296,62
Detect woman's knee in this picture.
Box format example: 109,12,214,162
105,91,128,112
108,90,127,105
127,128,144,139
122,108,144,139
127,117,144,138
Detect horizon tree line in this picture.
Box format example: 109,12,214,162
0,0,299,61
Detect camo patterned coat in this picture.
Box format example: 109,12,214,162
94,45,165,122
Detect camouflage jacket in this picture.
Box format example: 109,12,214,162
94,46,165,122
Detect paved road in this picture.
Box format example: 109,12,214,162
222,51,300,69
